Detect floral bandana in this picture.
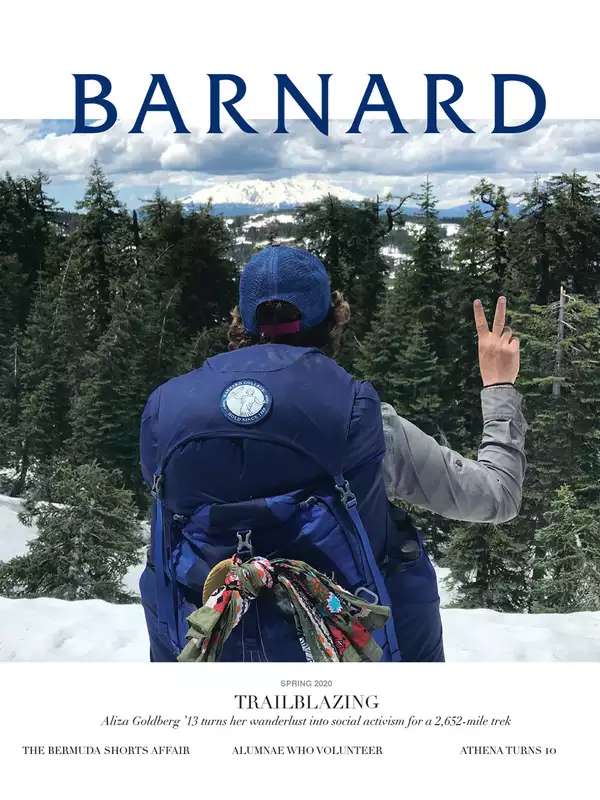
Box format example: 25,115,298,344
177,555,390,663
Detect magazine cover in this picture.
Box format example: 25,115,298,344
1,1,598,796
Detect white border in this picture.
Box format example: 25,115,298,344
2,663,598,798
1,1,597,119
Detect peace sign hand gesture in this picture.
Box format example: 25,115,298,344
473,296,520,386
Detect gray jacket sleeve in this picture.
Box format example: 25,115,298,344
381,386,527,524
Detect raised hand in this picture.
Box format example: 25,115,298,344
473,296,520,386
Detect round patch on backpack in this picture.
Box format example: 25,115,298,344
220,380,272,426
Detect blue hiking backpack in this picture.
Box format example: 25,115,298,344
140,344,402,662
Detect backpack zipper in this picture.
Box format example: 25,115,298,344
153,429,341,498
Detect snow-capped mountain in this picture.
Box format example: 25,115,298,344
180,176,364,213
178,177,493,218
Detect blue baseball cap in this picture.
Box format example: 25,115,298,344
239,245,331,334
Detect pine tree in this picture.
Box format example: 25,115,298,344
510,179,554,305
516,296,600,515
401,179,465,446
533,485,600,612
177,206,238,332
67,259,179,504
406,179,449,353
446,293,600,612
547,172,600,297
356,266,454,557
445,520,532,611
0,172,62,325
0,173,63,486
295,194,349,293
174,323,229,374
512,295,599,610
472,178,511,293
72,161,135,337
441,184,536,610
357,285,443,435
448,200,497,443
510,173,600,305
139,192,238,337
0,256,24,481
295,195,396,366
0,461,144,602
13,259,92,495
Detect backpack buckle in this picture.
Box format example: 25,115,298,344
335,479,357,508
355,586,379,605
151,473,163,498
236,530,254,559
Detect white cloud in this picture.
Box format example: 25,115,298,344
1,118,598,208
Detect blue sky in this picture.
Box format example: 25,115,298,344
1,119,599,210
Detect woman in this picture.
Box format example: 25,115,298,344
139,244,526,662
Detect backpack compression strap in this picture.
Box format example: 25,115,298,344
335,476,402,662
151,475,186,654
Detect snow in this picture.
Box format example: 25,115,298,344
435,566,456,608
405,221,424,234
403,221,460,238
381,245,411,263
243,213,296,228
0,597,148,662
2,495,599,662
0,494,37,561
123,555,145,596
442,608,600,662
2,592,598,662
441,238,458,253
441,222,461,237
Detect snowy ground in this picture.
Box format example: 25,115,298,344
1,494,599,662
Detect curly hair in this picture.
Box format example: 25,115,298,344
228,291,351,357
